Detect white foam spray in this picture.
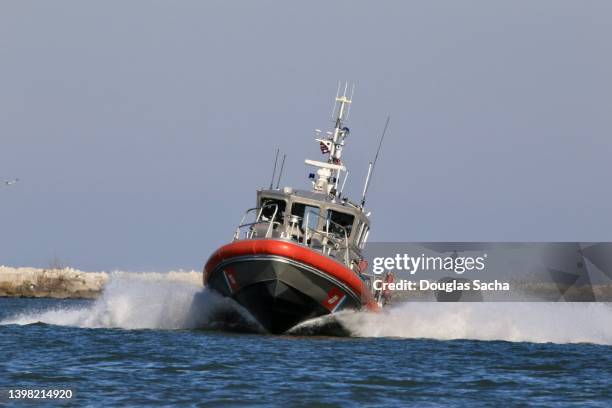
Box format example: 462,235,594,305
335,302,612,345
1,271,259,331
3,271,612,344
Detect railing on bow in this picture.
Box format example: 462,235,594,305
303,210,350,267
233,203,280,241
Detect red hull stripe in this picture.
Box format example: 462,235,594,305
204,239,378,309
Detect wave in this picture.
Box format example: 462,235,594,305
334,302,612,345
1,271,261,332
3,271,612,345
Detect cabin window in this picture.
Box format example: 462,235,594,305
359,227,370,249
355,222,366,245
260,198,286,223
325,210,354,237
291,202,320,231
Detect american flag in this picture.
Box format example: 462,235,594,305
320,141,331,154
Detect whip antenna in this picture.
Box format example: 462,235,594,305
275,154,286,189
361,115,390,206
269,148,279,189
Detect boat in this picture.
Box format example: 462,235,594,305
203,85,388,334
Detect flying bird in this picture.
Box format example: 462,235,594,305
3,178,19,186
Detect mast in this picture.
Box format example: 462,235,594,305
305,82,354,198
361,115,390,206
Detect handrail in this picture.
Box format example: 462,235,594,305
304,210,350,266
233,204,354,269
233,203,279,240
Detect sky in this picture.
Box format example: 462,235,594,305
1,1,611,271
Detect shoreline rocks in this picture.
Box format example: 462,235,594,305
0,266,109,299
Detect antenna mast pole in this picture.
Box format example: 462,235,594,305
361,115,390,206
275,154,286,189
305,82,353,197
269,148,279,189
330,83,352,164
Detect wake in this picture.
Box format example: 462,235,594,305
1,271,261,332
2,271,612,345
334,302,612,345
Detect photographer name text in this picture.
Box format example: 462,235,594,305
373,279,510,292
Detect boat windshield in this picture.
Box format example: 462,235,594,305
291,202,319,231
326,210,354,237
260,198,286,223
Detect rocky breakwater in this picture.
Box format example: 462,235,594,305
0,266,109,299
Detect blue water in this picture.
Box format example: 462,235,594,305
2,289,612,406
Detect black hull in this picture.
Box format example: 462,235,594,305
234,280,327,334
206,256,361,334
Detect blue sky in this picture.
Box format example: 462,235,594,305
1,1,611,271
